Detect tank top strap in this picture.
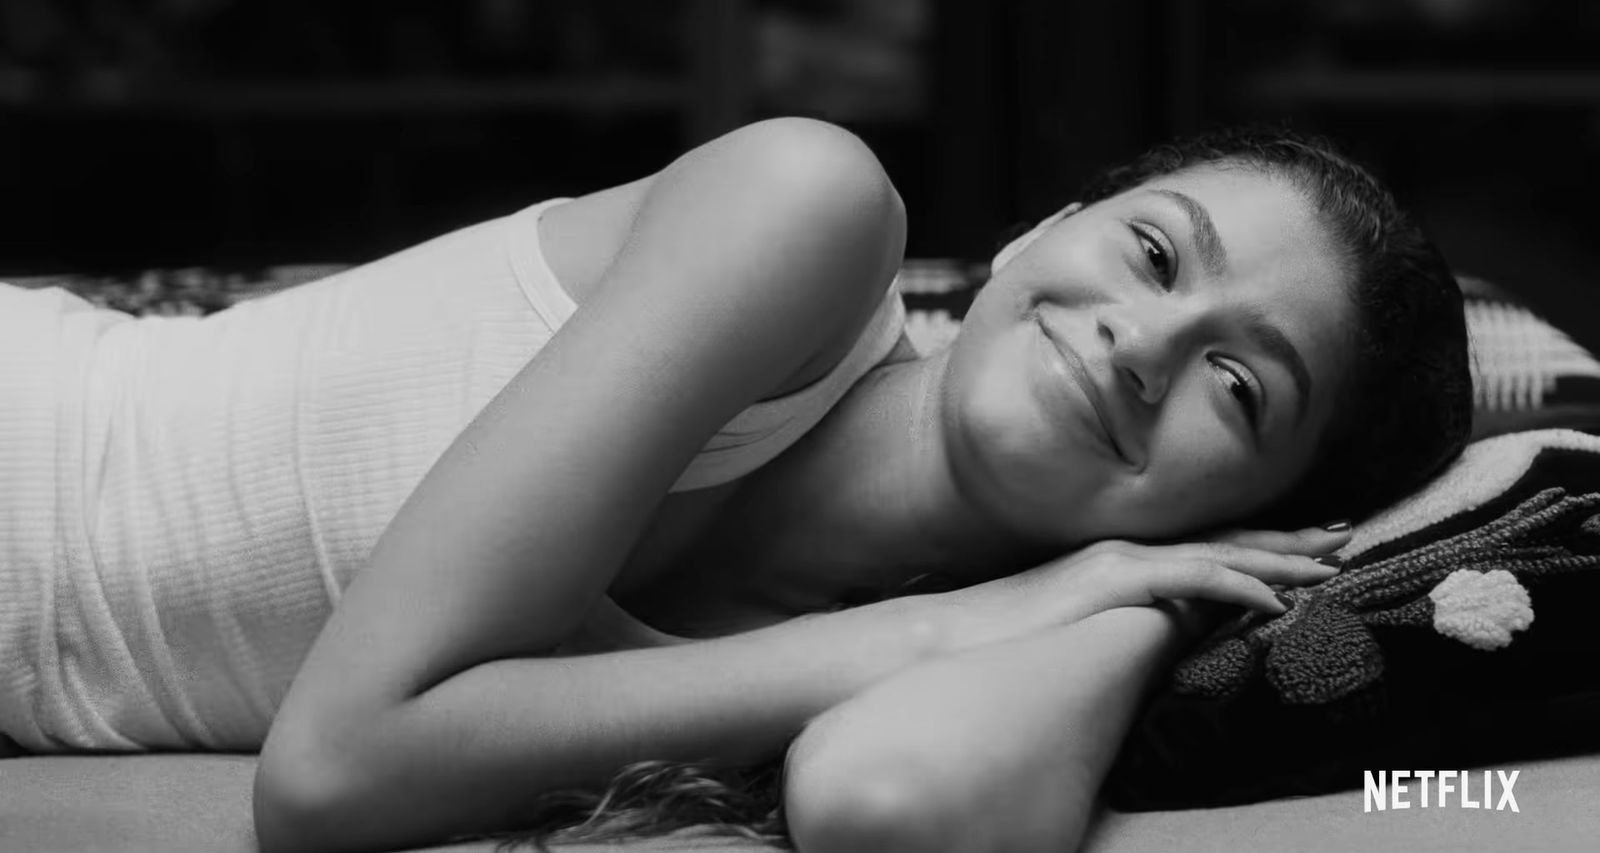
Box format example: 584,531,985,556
671,279,905,491
504,197,581,330
502,197,908,493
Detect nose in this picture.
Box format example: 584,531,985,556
1096,301,1189,404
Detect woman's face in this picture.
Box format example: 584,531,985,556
942,165,1354,544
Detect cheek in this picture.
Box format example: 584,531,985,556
1132,406,1271,531
947,326,1073,468
943,324,1117,539
963,272,1033,326
1027,226,1117,287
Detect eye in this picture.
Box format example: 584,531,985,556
1210,356,1263,430
1130,224,1177,290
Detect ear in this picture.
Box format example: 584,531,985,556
990,202,1084,275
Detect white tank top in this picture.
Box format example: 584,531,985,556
0,198,906,752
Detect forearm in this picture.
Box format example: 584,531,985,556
785,604,1204,853
259,596,944,853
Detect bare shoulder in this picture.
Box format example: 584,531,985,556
540,118,908,395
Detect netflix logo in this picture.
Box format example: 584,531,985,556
1363,770,1520,813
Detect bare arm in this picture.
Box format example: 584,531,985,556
277,598,948,851
780,523,1352,853
783,603,1210,853
252,118,910,853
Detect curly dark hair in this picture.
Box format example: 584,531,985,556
470,125,1474,850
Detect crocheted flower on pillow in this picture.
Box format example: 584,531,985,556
1172,487,1600,705
1429,568,1533,650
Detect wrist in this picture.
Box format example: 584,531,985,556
868,593,958,667
913,581,1100,658
762,594,956,706
898,587,994,659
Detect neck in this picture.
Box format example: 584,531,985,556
751,348,1055,597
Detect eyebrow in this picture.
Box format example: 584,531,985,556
1153,189,1228,277
1240,305,1313,429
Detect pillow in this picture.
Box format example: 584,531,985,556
1104,429,1600,811
894,259,984,355
5,264,350,316
1461,275,1600,440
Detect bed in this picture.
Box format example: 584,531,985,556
3,751,1595,852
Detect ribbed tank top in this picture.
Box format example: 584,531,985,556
0,198,906,752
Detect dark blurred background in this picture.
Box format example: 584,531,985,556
2,0,1598,346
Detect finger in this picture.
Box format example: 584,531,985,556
1148,561,1288,615
1203,524,1353,556
1203,526,1270,548
1161,542,1342,586
1205,526,1348,553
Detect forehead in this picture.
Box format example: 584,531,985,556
1133,165,1330,261
1135,163,1349,324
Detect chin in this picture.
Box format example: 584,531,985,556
956,410,1099,539
949,349,1058,461
946,323,1083,473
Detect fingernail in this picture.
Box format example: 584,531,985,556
1312,555,1344,569
1274,592,1295,611
1321,520,1352,533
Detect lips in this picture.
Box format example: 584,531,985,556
1034,311,1139,468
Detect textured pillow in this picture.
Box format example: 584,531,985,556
1461,275,1600,439
1104,429,1600,810
16,259,986,342
5,264,349,316
893,258,984,355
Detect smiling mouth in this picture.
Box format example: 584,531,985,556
1034,313,1135,467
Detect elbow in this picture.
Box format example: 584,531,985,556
252,764,331,853
781,719,1095,853
252,725,366,853
786,767,958,853
783,723,965,853
786,766,1092,853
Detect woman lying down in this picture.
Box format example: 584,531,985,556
0,117,1472,852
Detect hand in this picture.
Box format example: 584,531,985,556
935,524,1352,654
